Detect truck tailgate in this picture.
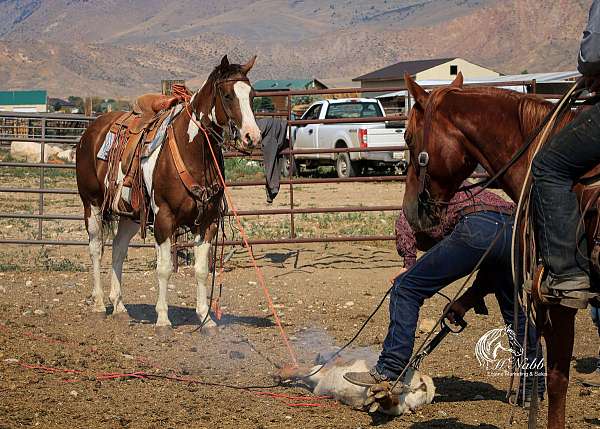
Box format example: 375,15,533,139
364,128,405,147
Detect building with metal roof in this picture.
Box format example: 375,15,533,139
254,79,328,92
353,57,501,93
0,90,47,112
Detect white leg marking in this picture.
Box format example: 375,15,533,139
109,218,139,314
87,206,105,313
233,81,261,145
194,235,216,327
155,238,172,327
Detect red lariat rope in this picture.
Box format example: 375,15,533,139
180,93,299,368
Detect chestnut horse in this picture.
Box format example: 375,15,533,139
76,56,261,332
402,73,593,429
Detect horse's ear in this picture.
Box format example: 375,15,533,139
241,55,257,74
405,72,428,109
450,71,464,88
220,55,230,68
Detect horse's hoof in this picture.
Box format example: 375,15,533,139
155,325,173,337
200,326,219,337
111,312,131,322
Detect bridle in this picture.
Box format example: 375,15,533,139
415,150,440,217
413,86,585,213
211,77,253,154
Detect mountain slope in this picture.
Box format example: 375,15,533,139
0,0,591,97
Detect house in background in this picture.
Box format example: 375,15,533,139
352,58,501,92
353,58,501,115
254,79,328,113
0,90,47,113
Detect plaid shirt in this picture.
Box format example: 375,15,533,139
396,187,514,268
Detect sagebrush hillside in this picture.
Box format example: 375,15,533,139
0,0,591,97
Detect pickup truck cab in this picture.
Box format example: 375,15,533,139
292,98,407,178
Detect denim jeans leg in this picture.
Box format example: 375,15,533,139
376,212,512,379
532,103,600,281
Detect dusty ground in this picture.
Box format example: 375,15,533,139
1,170,600,428
1,241,600,429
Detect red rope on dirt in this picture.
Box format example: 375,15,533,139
183,101,299,368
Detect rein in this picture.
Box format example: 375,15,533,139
416,86,586,212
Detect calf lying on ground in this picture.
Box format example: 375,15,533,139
280,358,435,414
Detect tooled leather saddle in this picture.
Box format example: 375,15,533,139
102,91,188,230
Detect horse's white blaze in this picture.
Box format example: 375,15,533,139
109,218,139,315
234,81,261,145
193,235,216,327
155,238,172,327
87,205,105,313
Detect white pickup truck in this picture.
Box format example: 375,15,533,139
291,98,407,178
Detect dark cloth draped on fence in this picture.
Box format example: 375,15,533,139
258,118,289,203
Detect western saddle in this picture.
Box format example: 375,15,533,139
103,88,189,230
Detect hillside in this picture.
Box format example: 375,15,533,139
0,0,591,98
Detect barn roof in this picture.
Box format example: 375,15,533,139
0,90,47,105
254,79,327,91
353,58,456,82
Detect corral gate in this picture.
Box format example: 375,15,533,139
0,82,542,251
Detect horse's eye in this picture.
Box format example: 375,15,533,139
224,93,233,101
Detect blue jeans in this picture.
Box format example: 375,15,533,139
531,103,600,280
376,212,544,391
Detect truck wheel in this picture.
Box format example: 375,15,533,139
280,156,297,177
336,152,357,178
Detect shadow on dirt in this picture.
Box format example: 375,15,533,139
574,356,597,374
432,376,506,403
121,304,275,328
408,419,501,429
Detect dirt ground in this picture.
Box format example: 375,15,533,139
2,176,600,428
1,240,600,429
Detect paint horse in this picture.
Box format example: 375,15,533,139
76,56,261,332
402,73,597,429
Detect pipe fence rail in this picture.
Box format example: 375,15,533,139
0,80,574,251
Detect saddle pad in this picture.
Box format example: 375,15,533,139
97,131,116,161
143,104,183,158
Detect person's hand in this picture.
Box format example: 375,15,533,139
444,301,467,326
389,267,407,285
585,75,600,93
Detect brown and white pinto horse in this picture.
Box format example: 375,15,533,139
402,73,594,429
76,55,261,332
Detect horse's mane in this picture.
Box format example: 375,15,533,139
207,62,246,83
428,85,576,139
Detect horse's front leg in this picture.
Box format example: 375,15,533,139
85,205,106,315
194,224,218,331
155,236,173,328
109,217,139,319
544,305,577,429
